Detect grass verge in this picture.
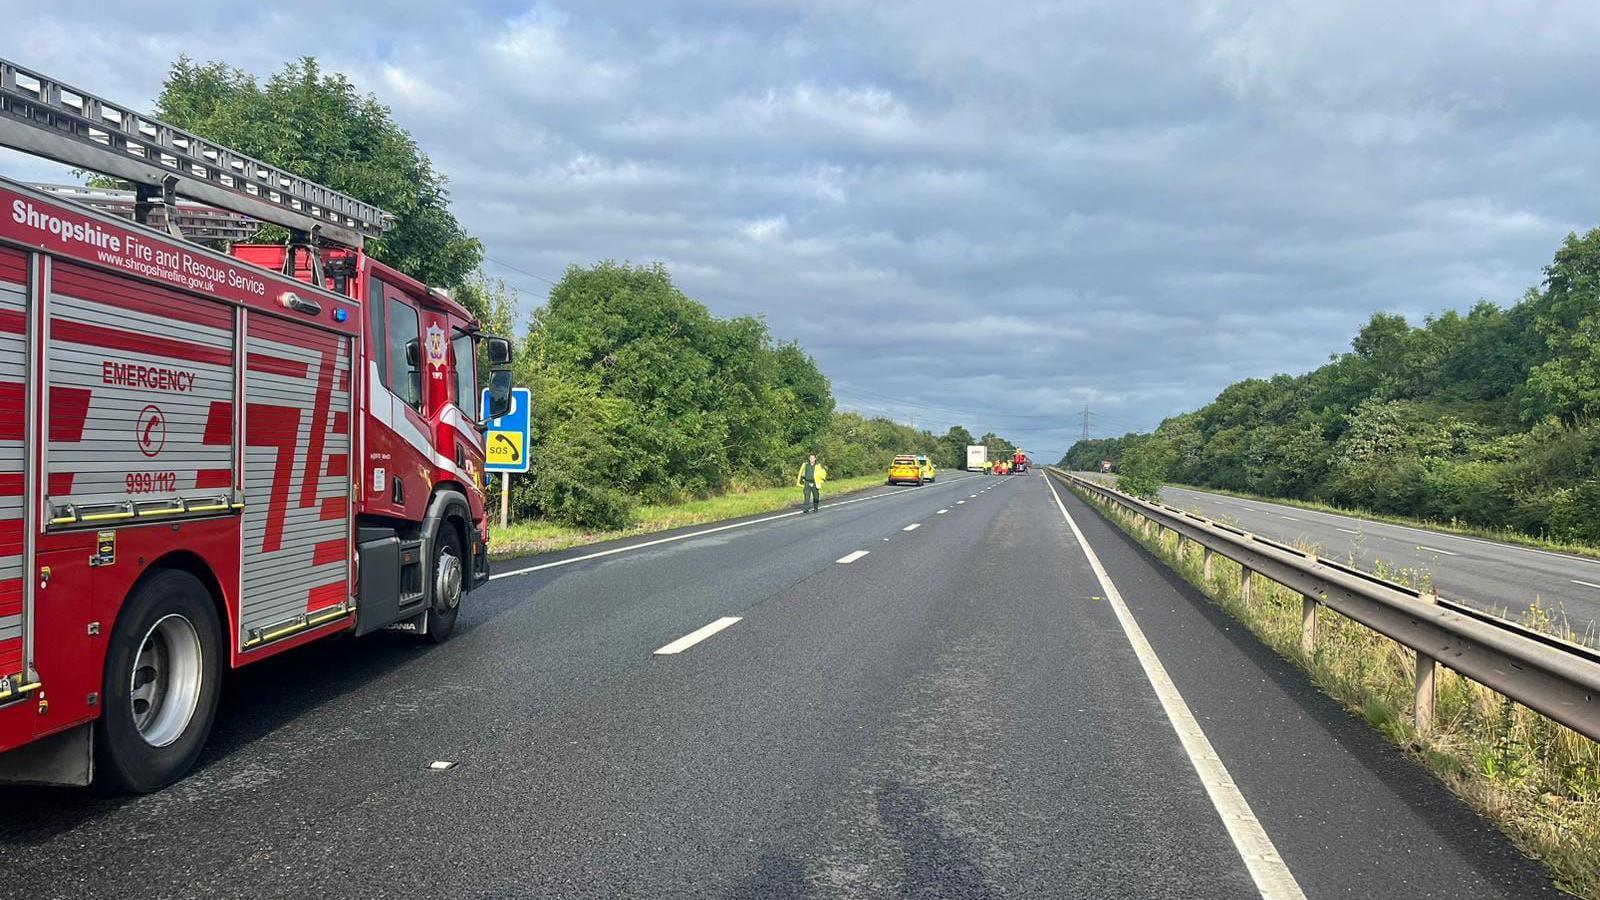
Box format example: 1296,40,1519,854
1064,479,1600,899
488,473,891,560
1165,481,1600,562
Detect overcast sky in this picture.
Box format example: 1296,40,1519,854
8,2,1600,460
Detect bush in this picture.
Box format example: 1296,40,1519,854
1549,480,1600,544
1118,437,1174,499
1421,459,1512,526
509,372,638,530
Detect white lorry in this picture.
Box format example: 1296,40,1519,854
966,445,988,471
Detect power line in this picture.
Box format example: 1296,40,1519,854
832,384,1077,422
834,396,1088,434
1088,411,1157,434
482,255,561,288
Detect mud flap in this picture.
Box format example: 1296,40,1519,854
0,721,92,786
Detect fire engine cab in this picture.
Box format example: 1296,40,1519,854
0,58,514,791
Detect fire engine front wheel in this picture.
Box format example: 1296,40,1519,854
425,528,464,645
95,569,222,794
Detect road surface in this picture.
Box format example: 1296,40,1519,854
1145,482,1600,642
1,472,1559,898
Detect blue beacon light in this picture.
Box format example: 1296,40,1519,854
332,307,349,323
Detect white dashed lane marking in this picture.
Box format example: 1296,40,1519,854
653,617,742,655
836,550,870,564
491,476,982,582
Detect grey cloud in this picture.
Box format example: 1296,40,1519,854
9,0,1600,460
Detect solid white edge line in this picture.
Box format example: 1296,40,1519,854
1043,476,1306,900
903,523,921,531
489,474,980,582
836,550,870,564
653,616,742,655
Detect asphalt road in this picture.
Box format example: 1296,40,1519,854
1137,481,1600,641
0,471,1561,899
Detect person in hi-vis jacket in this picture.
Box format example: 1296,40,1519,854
795,453,828,513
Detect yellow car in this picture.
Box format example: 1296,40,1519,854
887,454,926,485
916,455,937,483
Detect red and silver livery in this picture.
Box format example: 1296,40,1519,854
0,57,514,790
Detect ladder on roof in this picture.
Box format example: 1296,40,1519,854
0,57,393,249
30,183,264,242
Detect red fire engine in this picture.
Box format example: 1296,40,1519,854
0,59,513,791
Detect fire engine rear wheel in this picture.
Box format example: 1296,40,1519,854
95,569,222,794
425,528,464,645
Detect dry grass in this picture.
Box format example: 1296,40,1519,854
1075,485,1600,899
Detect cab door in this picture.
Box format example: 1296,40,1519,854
362,278,433,521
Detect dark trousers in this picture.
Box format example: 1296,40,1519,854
803,482,820,511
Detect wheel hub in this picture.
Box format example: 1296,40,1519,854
129,614,204,748
436,548,463,612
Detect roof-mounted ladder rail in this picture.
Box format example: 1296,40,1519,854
0,57,393,249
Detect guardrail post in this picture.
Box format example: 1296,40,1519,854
1202,547,1214,582
1176,534,1188,560
1240,566,1254,604
1300,595,1318,657
1415,590,1438,737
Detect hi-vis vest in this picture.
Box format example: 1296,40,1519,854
796,461,828,486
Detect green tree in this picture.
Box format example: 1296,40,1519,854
453,271,519,337
151,56,482,287
939,425,976,469
980,431,1016,461
1083,222,1600,545
1524,229,1600,425
519,261,836,521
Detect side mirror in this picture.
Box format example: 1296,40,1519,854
405,339,419,368
484,336,512,367
483,369,514,422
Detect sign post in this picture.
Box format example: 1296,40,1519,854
482,387,532,530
